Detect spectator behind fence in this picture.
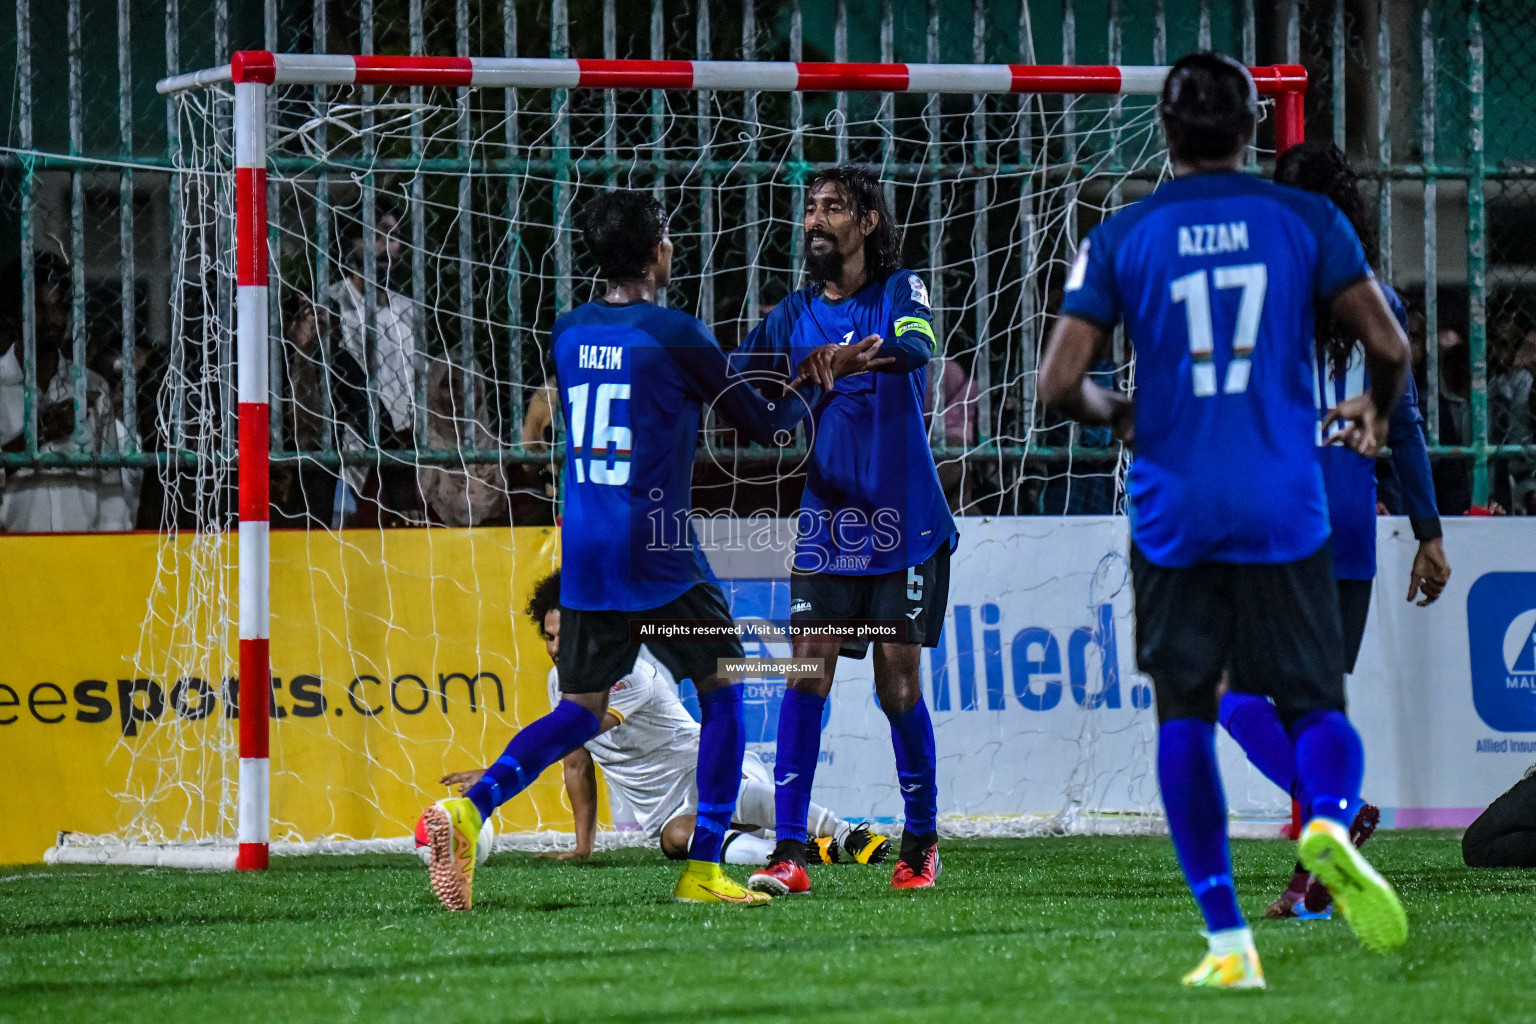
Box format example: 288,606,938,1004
1489,321,1536,511
1431,288,1473,515
273,295,373,527
417,358,509,527
330,212,422,526
1464,764,1536,868
0,252,137,532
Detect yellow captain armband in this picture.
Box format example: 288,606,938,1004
893,315,937,350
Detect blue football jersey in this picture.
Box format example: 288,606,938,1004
1059,171,1374,568
1315,285,1438,579
554,300,817,611
731,270,957,576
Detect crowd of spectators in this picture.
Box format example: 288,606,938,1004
5,236,1536,535
0,251,141,533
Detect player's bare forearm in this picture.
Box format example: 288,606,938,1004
1039,315,1134,441
562,748,599,859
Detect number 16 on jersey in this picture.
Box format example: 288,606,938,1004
567,382,632,485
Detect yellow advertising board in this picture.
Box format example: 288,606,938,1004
0,526,605,865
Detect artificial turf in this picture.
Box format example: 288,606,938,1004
1,831,1530,1023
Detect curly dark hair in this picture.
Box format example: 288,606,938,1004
1275,140,1376,377
578,189,669,282
805,165,904,286
1159,52,1257,163
525,569,561,638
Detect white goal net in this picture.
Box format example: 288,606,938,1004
53,61,1297,866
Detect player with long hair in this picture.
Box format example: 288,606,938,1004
1040,53,1412,988
730,165,957,895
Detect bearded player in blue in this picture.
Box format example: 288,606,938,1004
1040,54,1412,988
418,189,889,911
731,166,957,896
1216,141,1453,922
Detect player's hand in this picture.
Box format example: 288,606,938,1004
1408,537,1451,606
438,769,485,795
1323,394,1388,458
538,848,591,862
790,335,893,391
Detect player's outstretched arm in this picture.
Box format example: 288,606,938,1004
680,326,825,447
543,747,598,861
1322,279,1410,458
1039,314,1134,444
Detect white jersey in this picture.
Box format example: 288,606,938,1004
547,657,773,838
547,656,701,838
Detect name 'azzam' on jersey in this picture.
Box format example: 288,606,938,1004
1177,221,1250,257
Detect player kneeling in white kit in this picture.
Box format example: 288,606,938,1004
441,570,888,866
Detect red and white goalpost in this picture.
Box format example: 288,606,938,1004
59,55,1305,870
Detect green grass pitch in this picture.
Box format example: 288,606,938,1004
2,832,1531,1023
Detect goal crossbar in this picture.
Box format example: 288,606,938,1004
154,53,1305,871
159,51,1306,107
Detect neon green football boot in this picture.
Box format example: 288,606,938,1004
420,797,482,911
674,861,771,906
1297,816,1408,952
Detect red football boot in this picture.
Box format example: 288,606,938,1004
891,841,941,889
748,840,812,896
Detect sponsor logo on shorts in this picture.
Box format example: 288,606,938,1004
1468,573,1536,732
790,599,813,614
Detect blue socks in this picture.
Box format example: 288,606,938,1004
1289,709,1365,826
689,685,747,864
773,687,827,845
1218,691,1298,797
1158,718,1244,933
886,698,939,837
465,700,601,822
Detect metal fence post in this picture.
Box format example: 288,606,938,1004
1468,0,1489,506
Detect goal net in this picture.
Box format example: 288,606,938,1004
52,54,1303,868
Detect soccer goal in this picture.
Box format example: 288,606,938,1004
48,53,1305,870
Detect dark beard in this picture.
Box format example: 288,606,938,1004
803,245,845,285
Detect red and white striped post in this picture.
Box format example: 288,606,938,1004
233,71,270,872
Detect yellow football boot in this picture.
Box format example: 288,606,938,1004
674,860,771,906
810,837,841,864
1298,816,1408,952
1181,937,1266,990
840,823,891,865
421,797,482,911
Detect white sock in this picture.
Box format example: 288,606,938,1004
808,803,845,841
1206,927,1254,956
721,830,776,865
733,778,777,831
